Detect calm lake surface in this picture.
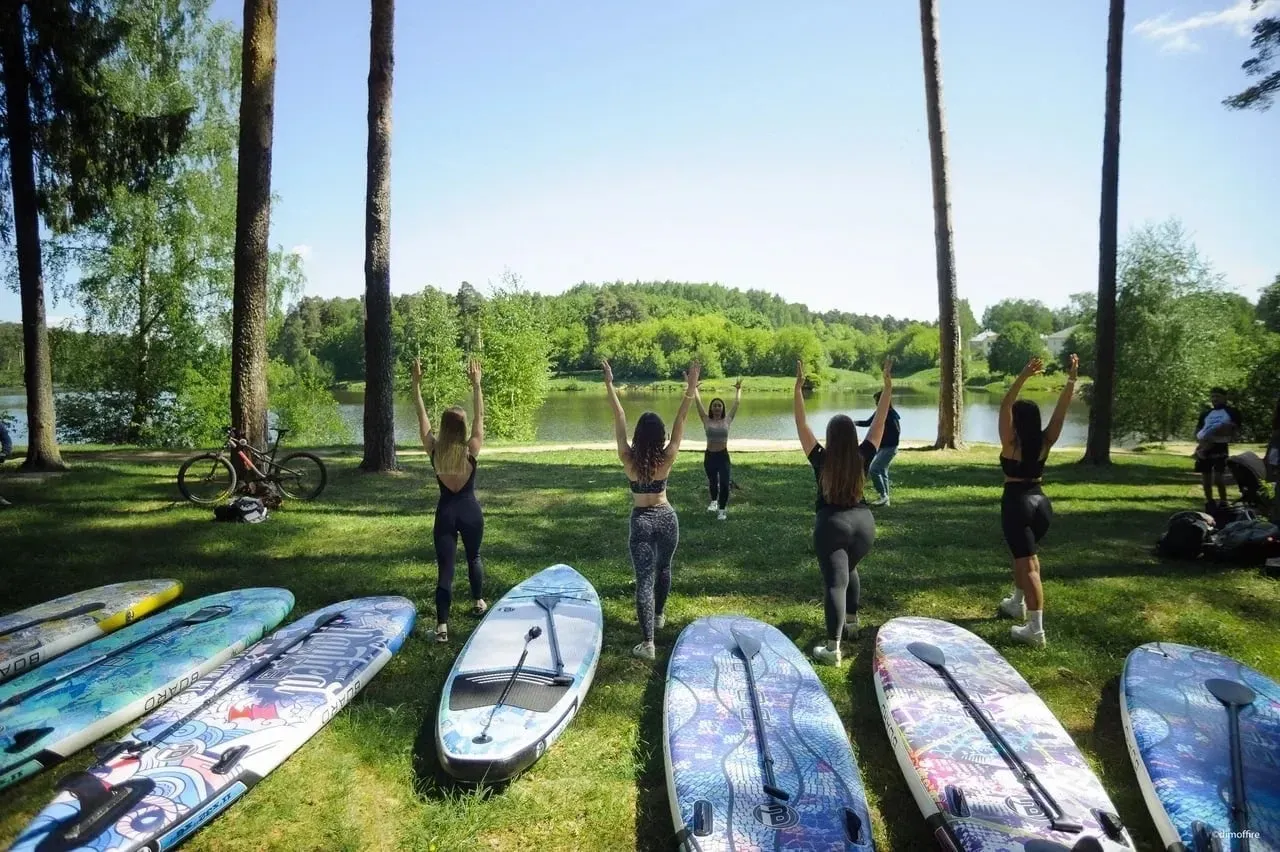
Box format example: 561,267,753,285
1,387,1090,447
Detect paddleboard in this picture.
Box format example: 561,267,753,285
1121,642,1280,851
437,564,602,784
8,596,416,852
0,581,182,683
875,617,1132,851
0,588,294,792
663,615,876,851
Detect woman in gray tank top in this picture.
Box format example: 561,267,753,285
694,379,741,520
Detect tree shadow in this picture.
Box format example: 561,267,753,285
1091,675,1161,851
632,657,674,852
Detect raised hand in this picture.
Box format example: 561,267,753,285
602,359,614,384
684,361,702,388
1067,353,1079,381
410,358,422,385
795,360,806,390
1022,356,1044,377
467,359,482,386
882,356,895,381
735,377,743,392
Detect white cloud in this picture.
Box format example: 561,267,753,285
1134,0,1277,53
289,244,313,262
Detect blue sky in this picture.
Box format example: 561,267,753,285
6,0,1279,326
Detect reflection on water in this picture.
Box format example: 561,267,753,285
1,387,1090,447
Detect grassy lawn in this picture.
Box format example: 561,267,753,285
0,446,1276,851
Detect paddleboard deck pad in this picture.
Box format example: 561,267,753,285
9,596,415,852
0,588,294,791
875,617,1132,851
664,615,875,851
0,581,183,683
437,564,602,784
1121,642,1280,851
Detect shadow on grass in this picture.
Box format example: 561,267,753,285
633,656,672,852
1092,675,1161,851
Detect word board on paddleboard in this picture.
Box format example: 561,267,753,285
0,588,295,792
875,617,1132,851
437,564,602,784
1121,642,1280,852
0,581,183,683
8,596,416,852
664,615,875,851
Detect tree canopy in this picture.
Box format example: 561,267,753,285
1223,4,1280,111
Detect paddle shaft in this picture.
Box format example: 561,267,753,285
730,629,788,801
534,596,566,679
1225,704,1252,850
0,602,105,639
0,607,231,709
479,633,540,739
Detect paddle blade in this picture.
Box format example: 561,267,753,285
184,605,233,624
908,641,947,668
1205,678,1257,708
730,627,761,660
534,595,561,612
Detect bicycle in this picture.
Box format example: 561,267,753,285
177,427,327,505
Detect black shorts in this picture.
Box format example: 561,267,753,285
1194,445,1229,473
1001,482,1052,559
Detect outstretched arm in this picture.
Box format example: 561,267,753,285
466,360,485,456
1041,354,1077,451
603,360,630,465
1000,357,1042,449
728,378,743,421
692,384,709,426
864,358,895,450
410,359,435,454
666,362,701,457
794,361,818,456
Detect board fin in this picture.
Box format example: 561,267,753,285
211,744,249,775
944,784,970,818
5,727,52,754
1091,808,1126,843
91,740,137,763
692,800,713,837
844,809,863,844
1192,821,1223,852
36,773,155,852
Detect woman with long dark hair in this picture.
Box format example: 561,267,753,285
997,354,1077,648
604,358,700,660
412,357,487,643
794,357,894,666
694,378,741,520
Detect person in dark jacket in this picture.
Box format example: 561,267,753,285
1194,387,1242,512
856,392,900,506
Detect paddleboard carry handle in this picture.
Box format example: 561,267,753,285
0,601,106,639
474,626,543,745
35,773,155,852
534,595,573,686
1205,677,1256,852
907,641,1082,834
730,626,790,802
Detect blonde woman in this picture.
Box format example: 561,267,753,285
412,358,486,643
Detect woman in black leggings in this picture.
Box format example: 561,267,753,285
794,357,894,666
997,354,1077,648
604,358,700,660
412,357,487,643
694,379,741,520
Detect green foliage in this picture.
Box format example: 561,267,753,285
981,298,1056,335
267,360,350,446
0,323,24,386
479,277,551,441
886,323,940,374
1223,10,1280,111
1257,275,1280,333
1239,336,1280,441
399,287,468,415
988,321,1048,375
1063,324,1096,377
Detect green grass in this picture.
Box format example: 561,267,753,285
1,447,1277,850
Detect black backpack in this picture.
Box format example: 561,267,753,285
1157,511,1216,559
1205,518,1280,564
213,496,268,524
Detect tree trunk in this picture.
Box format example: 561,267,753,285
0,7,67,471
130,248,152,444
1083,0,1124,465
360,0,397,472
919,0,963,449
231,0,277,452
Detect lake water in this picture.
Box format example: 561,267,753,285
1,387,1090,447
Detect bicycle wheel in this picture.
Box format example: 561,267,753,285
178,453,237,505
273,452,327,501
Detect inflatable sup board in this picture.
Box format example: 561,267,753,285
1121,641,1280,851
437,564,602,784
8,596,416,852
0,588,294,791
875,617,1132,851
0,580,182,683
664,615,875,851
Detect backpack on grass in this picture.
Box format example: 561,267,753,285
1205,518,1280,565
1156,511,1216,559
213,496,268,524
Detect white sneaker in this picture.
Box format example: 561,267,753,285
655,613,666,629
708,501,719,512
717,510,727,521
632,641,656,660
844,614,861,639
812,644,842,665
998,596,1026,620
1010,623,1046,648
869,495,889,507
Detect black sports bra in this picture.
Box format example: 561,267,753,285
629,478,667,494
1000,453,1046,480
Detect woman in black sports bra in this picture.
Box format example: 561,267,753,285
997,354,1077,648
411,357,487,644
603,358,700,660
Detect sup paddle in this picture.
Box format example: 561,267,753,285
92,611,346,763
534,596,574,686
907,641,1083,834
0,606,232,711
1206,677,1257,852
473,626,543,745
0,602,106,639
731,627,790,802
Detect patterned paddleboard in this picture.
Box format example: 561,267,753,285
0,588,294,792
437,564,602,784
0,581,183,683
8,596,416,852
664,615,876,851
875,617,1132,851
1121,642,1280,851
